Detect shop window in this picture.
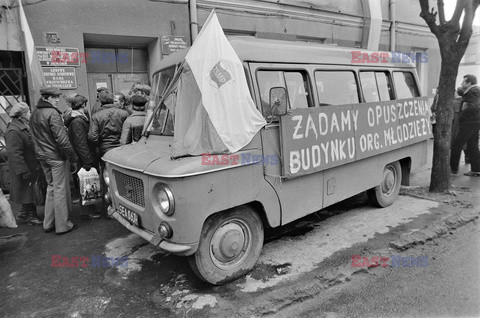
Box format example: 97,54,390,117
85,48,148,73
117,49,148,73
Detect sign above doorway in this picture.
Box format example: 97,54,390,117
161,35,188,55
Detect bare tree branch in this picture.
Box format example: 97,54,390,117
457,0,478,48
450,0,466,26
419,0,439,35
438,0,446,24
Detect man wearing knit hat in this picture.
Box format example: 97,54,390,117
120,95,148,145
5,102,42,225
30,87,79,234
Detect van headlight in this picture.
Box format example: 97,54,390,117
156,185,174,216
103,169,110,186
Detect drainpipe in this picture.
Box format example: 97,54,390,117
361,0,382,51
389,0,396,51
189,0,198,42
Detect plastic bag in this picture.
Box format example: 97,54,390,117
0,188,17,228
77,167,102,206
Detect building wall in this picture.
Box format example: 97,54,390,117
458,26,480,86
4,0,447,109
21,0,190,109
196,0,440,98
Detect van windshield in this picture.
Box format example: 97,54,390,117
146,66,177,136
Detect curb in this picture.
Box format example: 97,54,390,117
389,209,480,251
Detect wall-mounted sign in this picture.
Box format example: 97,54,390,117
36,47,80,67
45,32,60,44
42,67,77,89
161,35,188,55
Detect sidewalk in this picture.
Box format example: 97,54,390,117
396,139,480,250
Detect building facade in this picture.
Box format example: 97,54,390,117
0,0,450,127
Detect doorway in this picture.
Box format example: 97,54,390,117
85,47,150,109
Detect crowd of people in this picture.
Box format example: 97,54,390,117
4,84,150,234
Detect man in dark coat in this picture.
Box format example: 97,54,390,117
91,87,110,115
4,102,42,225
65,95,102,219
64,95,94,171
30,87,79,234
88,92,129,157
88,92,128,218
450,74,480,176
120,95,148,145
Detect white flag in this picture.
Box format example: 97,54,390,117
184,11,266,153
18,0,45,97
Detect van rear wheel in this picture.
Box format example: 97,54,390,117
368,161,402,208
188,206,264,285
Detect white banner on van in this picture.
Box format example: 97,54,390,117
184,10,266,153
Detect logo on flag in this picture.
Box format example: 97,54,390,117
209,61,234,89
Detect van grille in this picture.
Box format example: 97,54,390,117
114,170,145,207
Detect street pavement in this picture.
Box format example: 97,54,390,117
293,220,480,318
1,141,479,317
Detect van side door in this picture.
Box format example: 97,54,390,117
250,63,324,225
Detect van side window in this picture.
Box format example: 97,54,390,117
284,72,310,110
315,71,359,106
393,71,420,98
257,70,312,118
360,71,394,102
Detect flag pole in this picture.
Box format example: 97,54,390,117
17,0,45,109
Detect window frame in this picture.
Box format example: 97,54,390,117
359,70,395,103
255,68,314,119
313,69,361,106
392,71,421,99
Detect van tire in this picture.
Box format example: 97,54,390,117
367,161,402,208
188,206,264,285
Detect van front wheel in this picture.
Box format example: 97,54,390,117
368,161,402,208
188,206,264,285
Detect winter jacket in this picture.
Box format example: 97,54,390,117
120,111,146,145
64,109,95,170
88,104,129,157
459,85,480,124
4,118,41,204
91,101,102,115
30,99,78,163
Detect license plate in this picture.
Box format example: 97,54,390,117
118,205,139,226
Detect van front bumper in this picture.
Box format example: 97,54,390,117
109,207,196,256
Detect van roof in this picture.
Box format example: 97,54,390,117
153,36,416,75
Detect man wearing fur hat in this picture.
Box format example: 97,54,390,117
30,87,79,234
4,102,42,225
120,95,148,145
131,84,151,98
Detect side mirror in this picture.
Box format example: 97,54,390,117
269,87,288,117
